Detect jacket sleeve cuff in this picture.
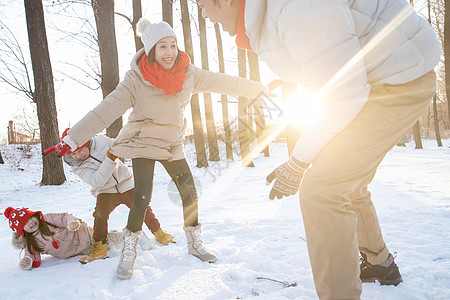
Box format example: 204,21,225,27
20,256,33,270
62,135,79,151
291,128,336,163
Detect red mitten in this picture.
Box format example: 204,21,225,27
43,141,71,157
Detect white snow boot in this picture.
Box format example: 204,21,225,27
107,229,124,252
183,223,217,263
109,229,151,251
116,227,143,280
138,231,152,251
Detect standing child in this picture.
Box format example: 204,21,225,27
4,207,123,270
61,130,174,264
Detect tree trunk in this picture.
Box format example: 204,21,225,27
0,150,4,164
180,0,208,167
426,0,442,146
132,0,144,51
412,121,423,149
237,48,254,167
432,95,443,146
247,51,269,157
442,0,450,127
282,82,303,156
409,0,422,149
24,0,66,185
8,121,14,144
162,0,173,27
214,23,233,160
92,0,122,138
198,6,219,161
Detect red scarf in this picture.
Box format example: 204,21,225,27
139,50,191,95
235,0,253,51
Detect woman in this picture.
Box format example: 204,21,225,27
46,18,274,279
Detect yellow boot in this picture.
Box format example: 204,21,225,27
153,228,175,245
79,240,108,264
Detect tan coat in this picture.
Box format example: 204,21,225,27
68,49,267,161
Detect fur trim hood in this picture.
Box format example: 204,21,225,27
12,232,26,250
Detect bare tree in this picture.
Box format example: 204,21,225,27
91,0,122,138
162,0,173,27
0,21,39,138
0,20,35,100
198,5,219,161
237,48,254,167
409,0,424,149
412,122,423,149
432,94,443,145
430,2,449,129
132,0,144,51
425,0,442,146
180,0,208,167
247,51,270,157
24,0,66,185
214,23,233,160
444,0,450,123
13,107,40,140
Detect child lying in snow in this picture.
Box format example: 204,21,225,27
4,207,150,270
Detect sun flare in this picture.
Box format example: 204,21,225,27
283,88,322,130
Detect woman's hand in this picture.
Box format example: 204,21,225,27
67,219,81,231
19,256,33,270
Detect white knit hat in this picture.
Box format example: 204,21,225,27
136,18,177,55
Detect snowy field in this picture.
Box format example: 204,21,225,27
0,140,449,300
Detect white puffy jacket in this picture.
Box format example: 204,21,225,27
65,135,134,197
245,0,441,162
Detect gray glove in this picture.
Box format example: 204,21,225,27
266,157,309,200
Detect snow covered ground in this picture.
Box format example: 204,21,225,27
0,139,449,300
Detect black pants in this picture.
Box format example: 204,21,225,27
127,158,199,232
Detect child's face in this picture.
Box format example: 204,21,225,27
23,215,39,234
71,146,89,161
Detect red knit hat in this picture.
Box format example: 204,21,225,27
62,128,90,155
4,207,41,238
4,207,59,268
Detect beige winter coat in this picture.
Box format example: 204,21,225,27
68,49,267,161
12,213,92,260
67,135,134,197
244,0,441,163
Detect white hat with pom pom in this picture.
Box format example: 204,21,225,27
136,18,177,55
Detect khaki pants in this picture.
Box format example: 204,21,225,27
299,71,436,300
